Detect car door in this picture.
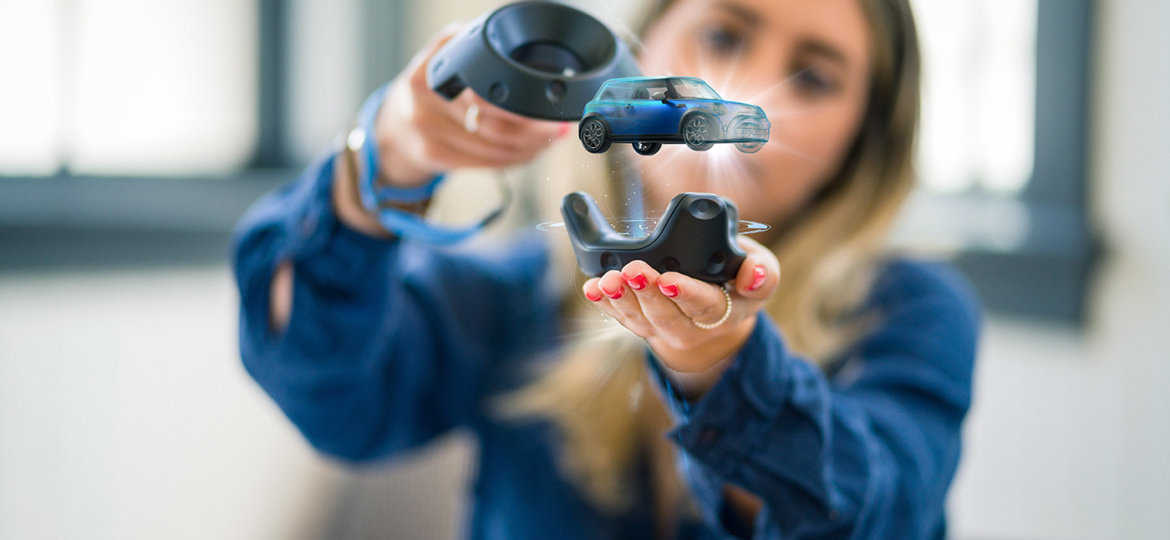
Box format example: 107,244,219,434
630,81,685,137
597,83,638,136
594,84,631,136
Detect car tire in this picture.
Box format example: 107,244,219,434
733,119,764,153
632,141,662,156
682,114,715,151
579,117,611,153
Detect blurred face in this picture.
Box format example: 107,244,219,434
637,0,873,228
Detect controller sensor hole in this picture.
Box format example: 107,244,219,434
601,252,620,270
706,251,727,275
546,80,567,103
489,82,509,102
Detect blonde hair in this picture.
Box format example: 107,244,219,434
497,0,921,513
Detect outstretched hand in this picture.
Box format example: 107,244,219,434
582,236,781,375
374,23,569,188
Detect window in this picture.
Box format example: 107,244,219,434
897,0,1095,322
913,0,1037,195
0,1,258,176
0,0,407,270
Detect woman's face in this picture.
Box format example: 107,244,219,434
636,0,874,228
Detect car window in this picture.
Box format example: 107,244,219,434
671,79,720,100
600,84,632,100
636,84,669,100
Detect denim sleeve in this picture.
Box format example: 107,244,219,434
230,152,557,463
648,262,980,539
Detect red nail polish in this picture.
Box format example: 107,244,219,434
557,123,570,138
624,273,647,290
602,285,623,300
748,265,766,291
585,290,603,302
659,283,679,298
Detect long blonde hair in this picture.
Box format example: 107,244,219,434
497,0,922,513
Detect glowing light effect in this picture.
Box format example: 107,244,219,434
535,219,770,237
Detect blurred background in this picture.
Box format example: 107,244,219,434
0,0,1167,538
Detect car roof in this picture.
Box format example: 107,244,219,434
601,76,706,87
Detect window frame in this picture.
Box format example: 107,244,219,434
0,0,1097,324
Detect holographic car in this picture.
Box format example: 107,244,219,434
578,76,770,155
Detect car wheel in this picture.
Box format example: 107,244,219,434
733,120,763,153
632,141,662,156
579,117,611,153
682,114,715,151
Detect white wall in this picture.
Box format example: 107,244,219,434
0,269,337,540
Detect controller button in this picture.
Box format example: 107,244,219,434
572,198,589,217
687,197,720,220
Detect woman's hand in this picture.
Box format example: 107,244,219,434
331,23,568,236
375,24,569,188
582,236,781,381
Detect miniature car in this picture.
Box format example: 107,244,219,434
578,76,770,155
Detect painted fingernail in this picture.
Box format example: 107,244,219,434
557,123,570,138
659,283,679,298
624,273,647,290
602,285,624,300
748,265,767,291
585,289,603,302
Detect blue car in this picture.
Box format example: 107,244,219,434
578,76,770,155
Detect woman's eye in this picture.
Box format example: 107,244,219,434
792,67,838,96
701,25,746,56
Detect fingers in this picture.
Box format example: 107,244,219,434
582,274,655,339
408,26,565,149
405,22,464,85
583,262,698,340
583,257,759,316
376,22,567,178
733,236,781,300
452,92,566,154
620,261,690,333
656,272,732,329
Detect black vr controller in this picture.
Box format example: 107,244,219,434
561,192,747,284
426,1,641,121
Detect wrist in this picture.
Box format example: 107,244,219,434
650,314,756,398
346,125,438,190
368,127,441,189
331,147,396,237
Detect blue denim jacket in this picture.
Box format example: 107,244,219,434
232,153,980,539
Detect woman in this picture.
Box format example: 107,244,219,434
233,0,980,537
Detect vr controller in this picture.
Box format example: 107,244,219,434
561,192,746,284
426,1,640,120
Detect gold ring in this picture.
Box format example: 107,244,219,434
692,283,732,330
